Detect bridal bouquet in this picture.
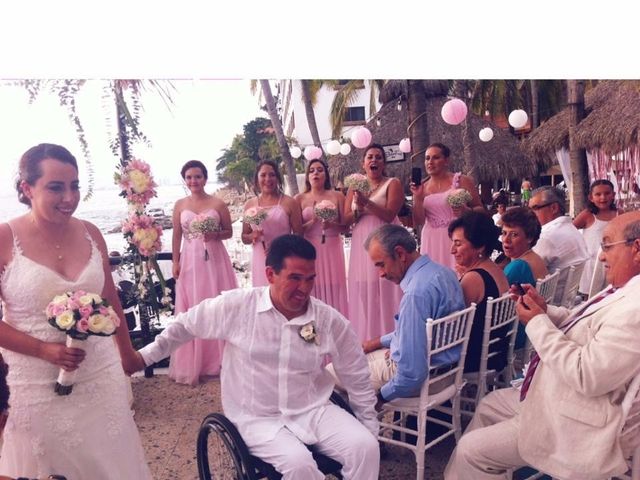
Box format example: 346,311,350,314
244,207,269,250
46,290,120,395
314,200,338,244
188,214,221,261
446,188,472,209
344,173,371,194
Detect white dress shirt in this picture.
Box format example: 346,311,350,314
140,287,378,446
533,215,589,302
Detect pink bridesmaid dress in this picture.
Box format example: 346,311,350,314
302,206,348,316
347,178,403,341
419,172,461,270
250,196,292,287
169,208,238,385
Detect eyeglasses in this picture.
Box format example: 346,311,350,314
529,202,554,211
600,238,638,252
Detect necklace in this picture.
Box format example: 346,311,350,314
30,215,66,261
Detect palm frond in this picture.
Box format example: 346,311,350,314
329,81,365,139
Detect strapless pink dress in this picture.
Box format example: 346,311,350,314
302,207,348,316
419,172,461,270
347,179,403,341
169,208,238,385
249,201,292,287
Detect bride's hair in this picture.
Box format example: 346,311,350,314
16,143,78,206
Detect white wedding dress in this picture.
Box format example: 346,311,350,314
0,228,152,479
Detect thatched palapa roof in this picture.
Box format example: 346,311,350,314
329,91,542,187
523,80,640,160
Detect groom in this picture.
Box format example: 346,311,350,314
129,234,379,479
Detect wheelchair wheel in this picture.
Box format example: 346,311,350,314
197,413,257,480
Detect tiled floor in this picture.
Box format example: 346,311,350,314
132,374,454,479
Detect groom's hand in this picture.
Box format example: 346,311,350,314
122,351,146,376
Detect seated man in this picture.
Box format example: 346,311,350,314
329,224,465,407
130,234,379,480
529,185,589,304
445,211,640,480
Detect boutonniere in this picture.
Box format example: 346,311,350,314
299,321,319,345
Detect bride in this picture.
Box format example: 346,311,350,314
0,144,152,479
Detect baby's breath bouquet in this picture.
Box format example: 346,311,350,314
313,200,338,244
446,188,472,209
344,173,371,194
244,207,269,250
188,214,221,260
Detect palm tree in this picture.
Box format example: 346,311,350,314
254,80,299,195
567,80,589,215
328,80,386,139
300,80,325,162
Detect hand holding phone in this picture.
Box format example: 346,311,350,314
411,167,422,186
512,283,526,296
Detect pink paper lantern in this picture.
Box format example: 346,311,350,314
311,146,323,160
441,98,468,125
399,138,411,153
303,146,315,160
351,127,372,149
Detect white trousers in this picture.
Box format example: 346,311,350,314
445,387,525,480
248,404,380,480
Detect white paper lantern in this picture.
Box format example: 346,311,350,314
508,109,528,129
478,127,494,142
399,138,411,153
326,140,341,156
290,146,302,159
339,143,351,156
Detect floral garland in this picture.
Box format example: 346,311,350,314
115,158,172,314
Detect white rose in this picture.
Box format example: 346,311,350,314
55,311,76,330
51,294,70,306
101,318,116,335
129,170,150,193
78,293,101,307
88,314,108,334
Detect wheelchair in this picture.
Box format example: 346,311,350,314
197,392,353,480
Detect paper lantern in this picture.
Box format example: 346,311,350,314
290,146,302,159
351,127,372,149
303,146,315,160
311,146,323,160
339,143,351,156
399,138,411,153
478,127,494,142
326,140,341,156
508,109,528,129
441,98,468,125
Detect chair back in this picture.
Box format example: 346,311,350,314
535,269,560,305
588,248,607,299
554,262,586,308
421,304,476,402
481,293,519,391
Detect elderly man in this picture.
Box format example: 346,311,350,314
342,224,465,406
529,185,589,304
132,235,380,480
445,211,640,480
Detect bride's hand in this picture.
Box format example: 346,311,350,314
38,342,86,372
122,351,146,376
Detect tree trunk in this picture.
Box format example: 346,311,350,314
530,80,539,129
567,80,589,216
454,80,477,178
259,80,299,195
300,80,325,163
407,80,428,174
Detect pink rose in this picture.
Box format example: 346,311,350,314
67,300,80,311
99,306,110,316
79,305,93,319
51,304,68,317
76,318,90,333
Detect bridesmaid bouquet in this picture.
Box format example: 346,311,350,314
46,290,120,396
344,173,371,194
314,200,338,244
244,207,269,251
189,214,221,261
446,188,472,209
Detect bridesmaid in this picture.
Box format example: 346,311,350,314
241,160,302,286
343,144,404,341
294,159,348,316
410,143,483,269
169,160,238,385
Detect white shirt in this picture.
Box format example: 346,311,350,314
533,215,589,302
140,287,378,445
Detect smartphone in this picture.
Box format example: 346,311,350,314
513,283,526,296
411,167,422,186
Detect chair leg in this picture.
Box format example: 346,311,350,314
415,410,427,480
452,394,462,443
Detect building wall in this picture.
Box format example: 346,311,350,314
279,80,381,149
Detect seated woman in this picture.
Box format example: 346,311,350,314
448,212,509,373
499,206,548,348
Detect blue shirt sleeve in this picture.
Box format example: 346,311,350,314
380,292,430,400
